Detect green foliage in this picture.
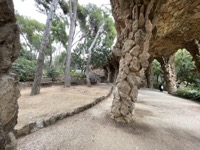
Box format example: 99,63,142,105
86,3,103,31
51,17,68,46
71,52,85,71
59,0,69,14
13,58,37,81
77,4,87,30
74,4,116,69
175,49,200,87
152,59,163,87
16,14,44,58
91,49,111,68
174,87,200,102
16,14,44,35
70,70,85,79
46,66,61,81
103,17,117,48
55,51,66,66
19,43,33,60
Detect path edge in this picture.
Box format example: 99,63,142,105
14,85,113,139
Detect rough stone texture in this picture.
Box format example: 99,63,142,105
110,0,156,123
157,54,177,94
0,0,20,149
110,0,200,123
0,123,6,150
145,58,154,89
149,1,200,58
185,40,200,73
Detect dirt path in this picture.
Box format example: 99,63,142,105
17,88,200,150
16,84,110,129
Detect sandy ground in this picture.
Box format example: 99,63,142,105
16,84,110,129
17,88,200,150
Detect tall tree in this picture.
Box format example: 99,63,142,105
64,0,78,87
76,4,116,86
85,23,104,86
31,0,59,95
175,49,200,87
16,14,44,59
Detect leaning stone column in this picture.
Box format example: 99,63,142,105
110,0,157,123
145,58,154,88
158,54,177,94
112,62,119,83
106,66,112,83
0,0,20,149
185,40,200,73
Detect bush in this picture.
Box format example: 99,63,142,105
174,87,200,102
46,66,61,81
12,57,37,81
70,70,85,79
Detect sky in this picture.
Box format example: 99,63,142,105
13,0,110,23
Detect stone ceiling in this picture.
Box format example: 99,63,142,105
149,0,200,57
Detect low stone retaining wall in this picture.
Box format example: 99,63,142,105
14,86,113,138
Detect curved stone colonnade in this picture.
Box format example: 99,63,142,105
110,0,200,123
1,1,200,149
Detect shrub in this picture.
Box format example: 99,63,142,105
46,66,61,81
174,87,200,102
70,70,85,79
12,57,37,81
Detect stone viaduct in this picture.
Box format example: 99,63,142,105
0,0,200,149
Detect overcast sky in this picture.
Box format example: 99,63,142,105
13,0,110,23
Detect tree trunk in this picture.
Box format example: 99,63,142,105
49,46,53,67
64,0,78,87
145,59,153,88
31,0,59,95
85,23,104,87
86,64,91,87
110,0,157,123
158,55,177,94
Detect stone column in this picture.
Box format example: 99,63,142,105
145,58,153,88
158,54,177,94
106,65,112,83
112,62,119,83
185,40,200,73
0,0,20,149
110,0,157,123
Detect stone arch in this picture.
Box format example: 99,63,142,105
110,0,200,123
103,58,119,83
184,40,200,74
147,45,200,94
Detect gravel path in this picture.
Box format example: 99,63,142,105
17,88,200,150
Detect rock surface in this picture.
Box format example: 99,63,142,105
110,0,200,122
0,0,20,149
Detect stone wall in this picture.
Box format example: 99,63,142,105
0,0,20,149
